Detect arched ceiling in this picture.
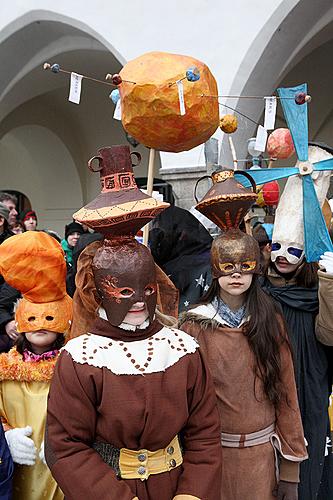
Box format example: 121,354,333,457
0,14,159,205
0,19,120,123
221,0,333,163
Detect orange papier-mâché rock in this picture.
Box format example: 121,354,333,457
119,51,219,152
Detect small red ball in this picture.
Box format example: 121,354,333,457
263,181,279,206
295,92,306,105
112,74,122,85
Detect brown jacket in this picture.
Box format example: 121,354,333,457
45,319,222,500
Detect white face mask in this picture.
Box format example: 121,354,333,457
271,241,304,265
271,146,332,266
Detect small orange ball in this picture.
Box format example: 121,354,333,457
219,114,238,134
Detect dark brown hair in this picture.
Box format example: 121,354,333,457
15,333,65,355
293,261,319,288
201,276,288,407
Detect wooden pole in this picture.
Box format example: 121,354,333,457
244,213,253,236
143,148,156,246
228,136,238,170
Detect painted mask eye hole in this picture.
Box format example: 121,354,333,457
271,242,281,251
241,261,257,272
120,288,134,297
46,315,54,321
219,263,235,272
287,247,303,258
28,316,36,322
144,285,156,296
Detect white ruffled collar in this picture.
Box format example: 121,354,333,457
63,326,198,376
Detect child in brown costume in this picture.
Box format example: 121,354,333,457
45,145,222,500
180,170,308,500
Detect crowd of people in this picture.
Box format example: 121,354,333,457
0,138,332,500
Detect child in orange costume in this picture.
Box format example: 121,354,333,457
0,232,72,500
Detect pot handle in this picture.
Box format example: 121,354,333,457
130,152,141,167
88,155,103,172
234,170,257,192
194,175,211,204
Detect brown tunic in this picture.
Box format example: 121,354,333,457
45,319,222,500
180,305,308,500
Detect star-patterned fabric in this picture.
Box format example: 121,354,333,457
149,205,213,312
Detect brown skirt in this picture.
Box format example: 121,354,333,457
221,442,277,500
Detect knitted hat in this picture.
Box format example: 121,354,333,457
65,222,84,240
20,209,37,224
0,231,72,333
0,202,9,222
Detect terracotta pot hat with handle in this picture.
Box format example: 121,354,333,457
195,169,261,278
74,145,169,236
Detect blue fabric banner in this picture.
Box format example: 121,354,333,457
313,157,333,172
235,168,298,188
277,84,308,162
302,175,333,262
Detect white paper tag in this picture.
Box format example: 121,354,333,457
141,189,164,202
68,72,83,104
176,80,186,115
113,99,122,120
255,125,268,152
264,96,277,130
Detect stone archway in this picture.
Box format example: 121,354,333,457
221,0,333,165
0,11,157,228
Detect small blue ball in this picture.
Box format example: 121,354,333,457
110,89,120,104
51,64,60,73
186,66,200,82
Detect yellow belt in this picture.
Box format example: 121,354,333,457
119,435,183,480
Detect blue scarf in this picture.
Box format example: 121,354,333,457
213,297,246,328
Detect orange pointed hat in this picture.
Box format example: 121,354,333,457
0,231,72,333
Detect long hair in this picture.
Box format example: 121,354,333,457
269,259,319,288
292,261,319,288
201,275,288,407
15,333,65,355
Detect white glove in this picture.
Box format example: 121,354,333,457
39,440,46,464
5,426,37,465
319,251,333,274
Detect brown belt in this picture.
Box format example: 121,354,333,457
221,423,275,448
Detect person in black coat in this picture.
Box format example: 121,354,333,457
149,205,213,312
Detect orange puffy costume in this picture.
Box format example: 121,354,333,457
0,231,72,500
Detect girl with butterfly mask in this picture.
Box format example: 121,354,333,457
180,170,307,500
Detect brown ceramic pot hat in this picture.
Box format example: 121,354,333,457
195,170,257,230
195,168,260,277
74,145,169,236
